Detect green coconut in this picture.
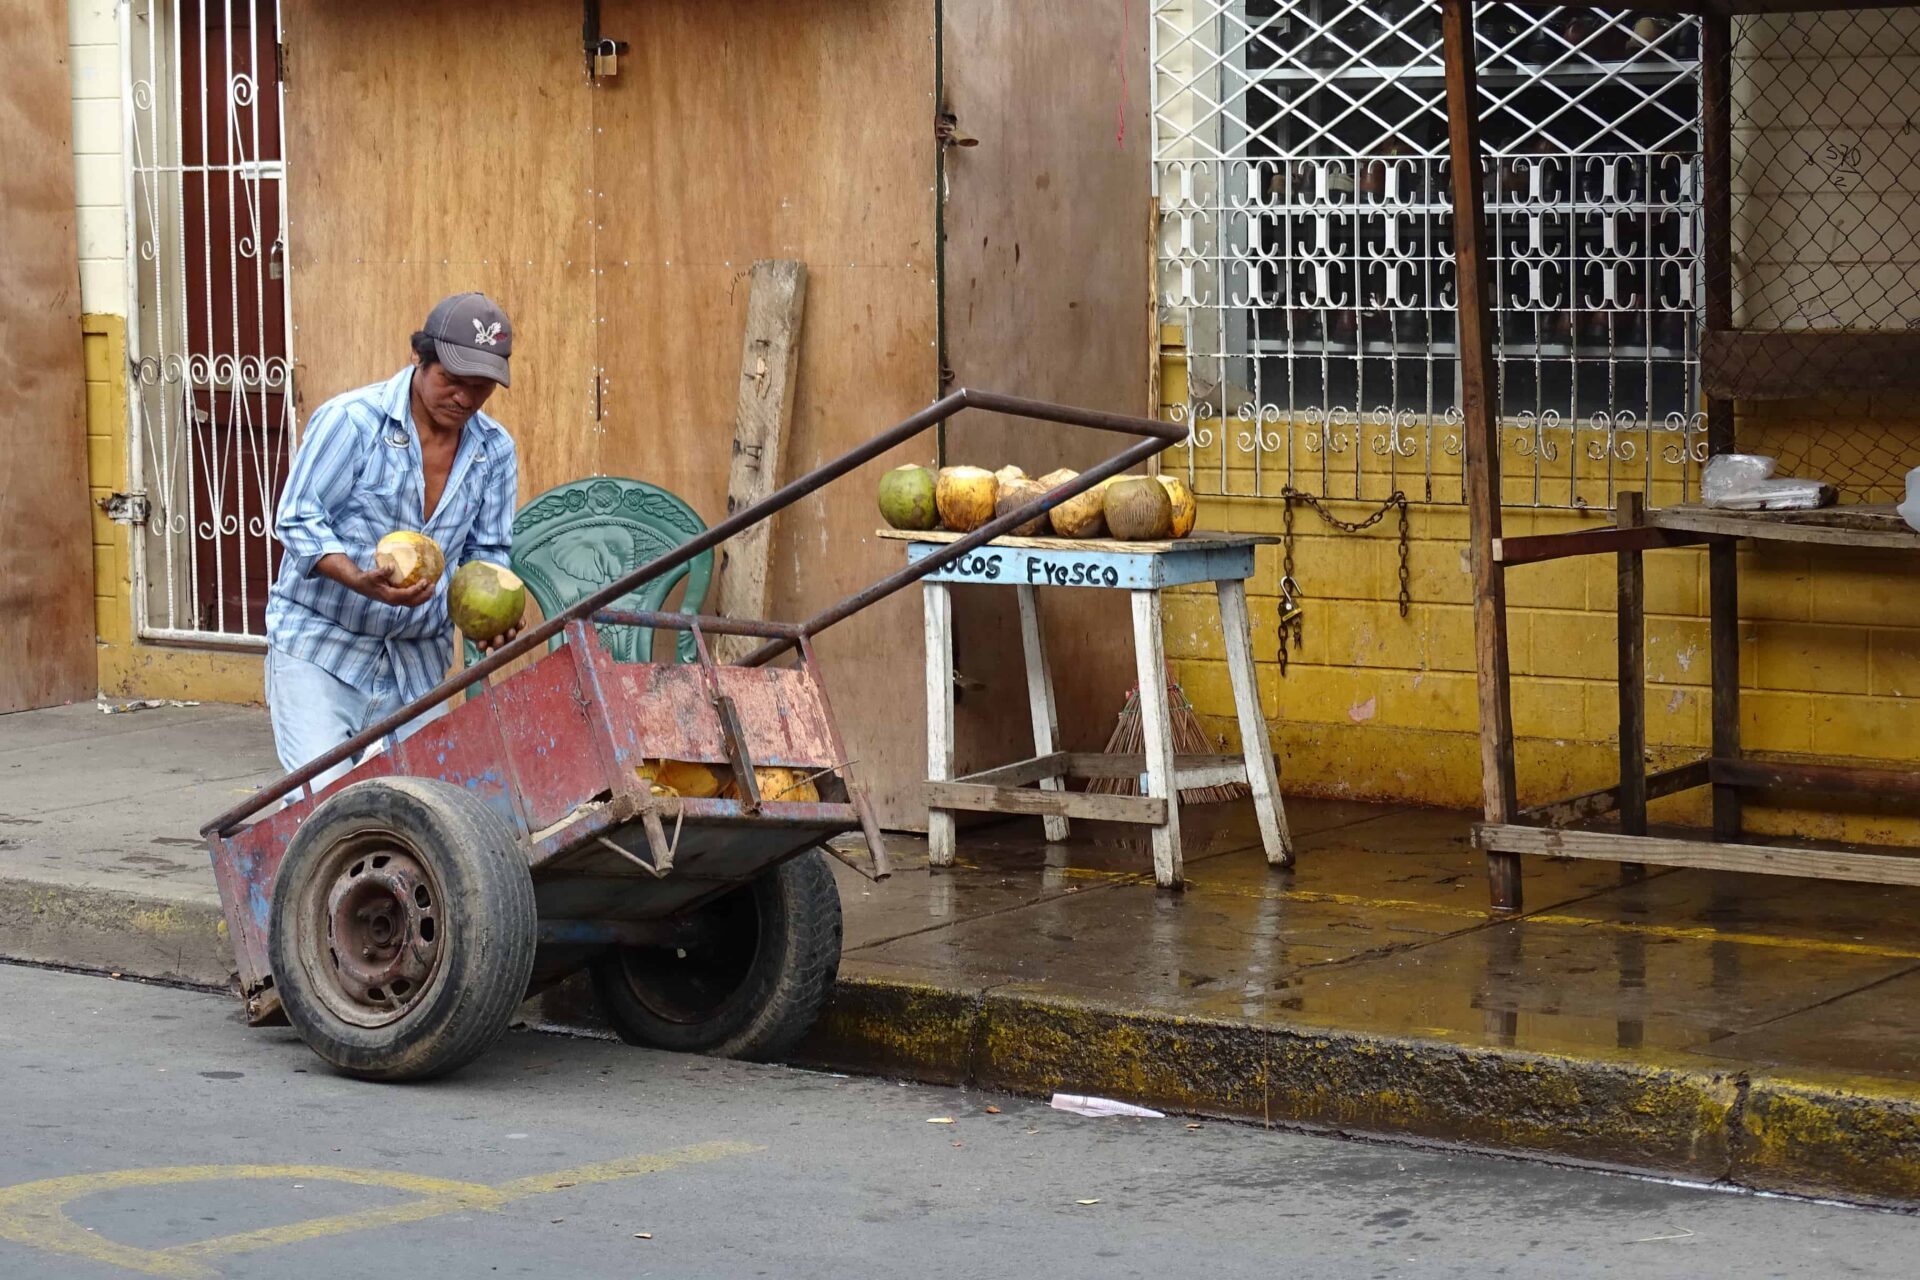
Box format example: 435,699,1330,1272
449,560,527,643
877,464,939,531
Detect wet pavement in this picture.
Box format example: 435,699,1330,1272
8,702,1920,1200
827,799,1920,1087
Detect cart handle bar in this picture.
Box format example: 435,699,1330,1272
204,388,1185,838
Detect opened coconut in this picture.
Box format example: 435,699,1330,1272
449,560,527,643
935,465,997,532
994,477,1053,537
1105,476,1175,542
375,530,444,588
994,464,1028,490
1048,471,1113,539
1157,475,1198,538
877,464,938,531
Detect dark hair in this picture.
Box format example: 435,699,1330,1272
410,330,438,366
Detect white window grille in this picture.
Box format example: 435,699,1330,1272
1152,1,1707,506
123,0,294,643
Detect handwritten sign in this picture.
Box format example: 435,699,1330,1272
904,540,1256,591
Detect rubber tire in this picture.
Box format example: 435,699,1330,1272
590,847,842,1061
268,777,537,1082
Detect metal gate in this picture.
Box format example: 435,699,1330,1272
123,0,293,643
1152,1,1707,507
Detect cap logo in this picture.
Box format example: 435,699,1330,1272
471,319,503,347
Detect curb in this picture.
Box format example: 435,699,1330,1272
5,878,1916,1206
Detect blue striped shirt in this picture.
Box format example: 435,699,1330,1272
266,367,518,703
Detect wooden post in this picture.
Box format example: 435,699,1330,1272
925,580,957,866
1016,585,1070,843
715,260,807,663
1442,0,1522,912
1218,577,1291,866
1131,589,1184,889
1702,13,1743,842
1616,491,1648,882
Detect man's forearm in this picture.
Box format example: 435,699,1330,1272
312,552,367,593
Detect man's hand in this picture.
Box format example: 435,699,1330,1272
315,553,436,609
474,623,522,657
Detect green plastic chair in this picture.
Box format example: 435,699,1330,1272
463,478,714,671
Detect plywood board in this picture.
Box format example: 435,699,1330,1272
0,2,93,712
282,0,598,496
593,0,937,826
939,0,1159,772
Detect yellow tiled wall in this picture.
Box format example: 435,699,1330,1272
84,315,264,704
1162,339,1920,846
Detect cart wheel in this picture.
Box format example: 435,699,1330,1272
267,777,536,1082
591,847,842,1061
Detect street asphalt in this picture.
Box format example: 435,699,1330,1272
0,963,1911,1279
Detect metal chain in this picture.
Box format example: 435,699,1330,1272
1276,488,1413,675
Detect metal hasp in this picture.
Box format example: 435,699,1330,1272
201,390,1183,1007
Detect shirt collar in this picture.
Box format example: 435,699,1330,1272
381,365,505,440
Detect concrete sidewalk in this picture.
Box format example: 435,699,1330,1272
4,701,1920,1205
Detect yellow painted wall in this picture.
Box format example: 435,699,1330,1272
1161,334,1920,847
84,315,264,705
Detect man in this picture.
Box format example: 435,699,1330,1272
265,292,522,789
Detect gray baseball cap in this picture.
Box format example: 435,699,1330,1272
422,292,513,387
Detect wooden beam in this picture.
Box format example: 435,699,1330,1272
1476,823,1920,889
1442,0,1521,913
922,780,1167,825
1066,752,1248,782
1651,505,1920,551
1700,328,1920,401
1494,526,1716,565
714,260,807,663
1711,757,1920,799
952,751,1070,789
1520,760,1712,829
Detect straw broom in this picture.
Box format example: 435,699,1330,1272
1085,672,1249,803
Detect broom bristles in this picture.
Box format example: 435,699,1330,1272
1084,675,1251,804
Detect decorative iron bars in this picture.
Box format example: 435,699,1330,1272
1152,1,1707,506
1716,9,1920,503
125,0,293,642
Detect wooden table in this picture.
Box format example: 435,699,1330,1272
885,529,1290,888
1479,499,1920,905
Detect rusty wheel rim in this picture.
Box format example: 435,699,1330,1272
295,832,445,1028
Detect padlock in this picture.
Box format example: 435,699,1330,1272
594,40,619,78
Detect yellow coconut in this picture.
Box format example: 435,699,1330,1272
721,767,821,804
1049,473,1114,539
635,759,723,800
375,530,445,588
1157,475,1198,538
994,477,1053,537
935,465,998,532
1105,476,1175,542
993,464,1028,490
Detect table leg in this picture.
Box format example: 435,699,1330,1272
1709,540,1742,841
1616,492,1648,884
925,580,957,867
1016,585,1070,843
1131,589,1184,889
1217,578,1291,866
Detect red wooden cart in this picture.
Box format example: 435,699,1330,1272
199,391,1182,1080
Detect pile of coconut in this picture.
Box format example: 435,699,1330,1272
878,464,1197,542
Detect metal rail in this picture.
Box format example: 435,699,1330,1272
203,389,1185,837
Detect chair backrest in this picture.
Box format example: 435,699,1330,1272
475,478,713,666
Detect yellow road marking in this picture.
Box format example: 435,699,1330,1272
0,1141,758,1279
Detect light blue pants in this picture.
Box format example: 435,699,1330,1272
265,647,447,798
